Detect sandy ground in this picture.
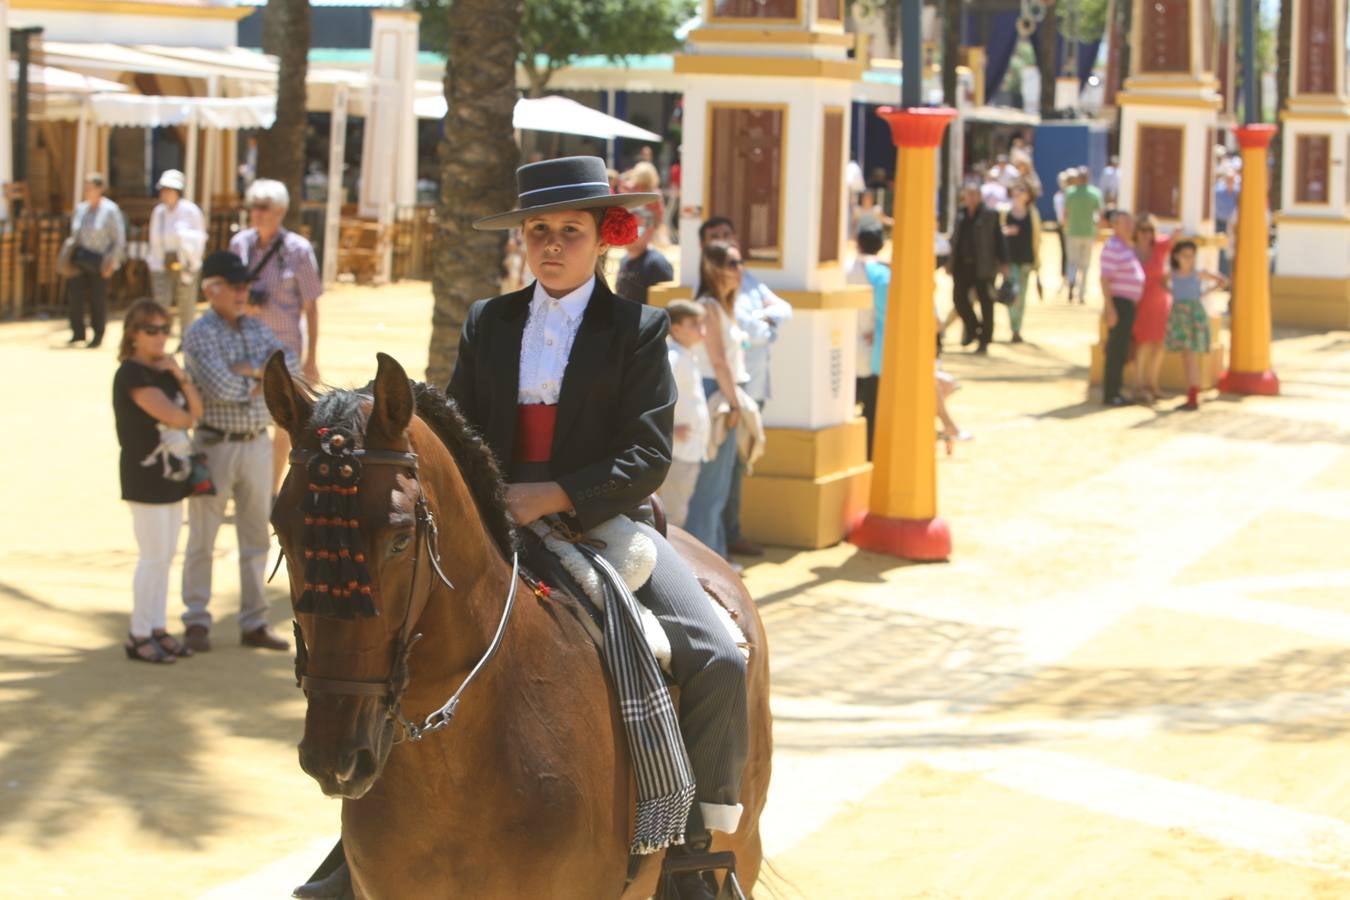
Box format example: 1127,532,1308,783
2,262,1350,899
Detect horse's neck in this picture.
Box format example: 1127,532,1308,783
404,449,518,697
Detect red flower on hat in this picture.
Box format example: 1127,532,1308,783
600,207,639,247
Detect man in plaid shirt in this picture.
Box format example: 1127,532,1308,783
180,251,298,653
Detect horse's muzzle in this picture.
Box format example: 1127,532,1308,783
298,699,392,798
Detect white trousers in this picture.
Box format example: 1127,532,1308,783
150,269,200,338
128,501,184,637
658,460,700,529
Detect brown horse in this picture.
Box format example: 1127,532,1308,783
263,353,772,899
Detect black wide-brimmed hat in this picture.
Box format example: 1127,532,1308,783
473,155,661,231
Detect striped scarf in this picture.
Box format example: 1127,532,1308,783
574,542,696,854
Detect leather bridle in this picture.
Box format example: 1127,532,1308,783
283,445,519,744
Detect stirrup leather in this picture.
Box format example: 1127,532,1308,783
657,849,747,900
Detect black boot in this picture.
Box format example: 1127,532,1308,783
293,839,352,899
660,805,720,900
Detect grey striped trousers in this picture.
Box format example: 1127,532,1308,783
633,523,748,812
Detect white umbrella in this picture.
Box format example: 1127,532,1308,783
415,94,662,143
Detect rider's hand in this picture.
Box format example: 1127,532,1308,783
506,482,571,526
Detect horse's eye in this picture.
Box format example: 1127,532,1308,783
389,534,412,555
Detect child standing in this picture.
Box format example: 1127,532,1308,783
1165,239,1228,411
661,300,710,527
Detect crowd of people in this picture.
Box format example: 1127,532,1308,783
110,178,322,663
959,136,1233,412
104,132,1245,663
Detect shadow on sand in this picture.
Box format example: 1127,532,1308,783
0,577,302,849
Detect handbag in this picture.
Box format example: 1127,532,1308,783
143,428,217,497
72,245,105,275
61,206,104,277
995,274,1016,306
56,237,80,278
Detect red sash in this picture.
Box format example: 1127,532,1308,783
514,404,557,464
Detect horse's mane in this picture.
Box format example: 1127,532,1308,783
308,381,517,559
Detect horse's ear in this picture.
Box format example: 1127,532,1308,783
370,352,414,444
263,351,312,436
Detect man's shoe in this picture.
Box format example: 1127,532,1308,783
973,344,989,355
87,338,102,349
67,335,83,345
1106,395,1130,407
727,538,763,557
185,625,211,653
241,624,290,651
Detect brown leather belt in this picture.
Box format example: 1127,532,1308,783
199,424,268,442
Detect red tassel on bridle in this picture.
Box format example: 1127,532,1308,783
297,426,377,618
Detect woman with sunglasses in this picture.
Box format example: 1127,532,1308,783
682,241,750,560
113,299,203,663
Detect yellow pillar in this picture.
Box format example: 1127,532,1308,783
850,107,955,561
1219,124,1280,395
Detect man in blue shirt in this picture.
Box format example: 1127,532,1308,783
180,251,298,654
1214,171,1239,277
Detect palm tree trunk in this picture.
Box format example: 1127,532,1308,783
258,0,310,231
1272,0,1291,211
426,0,523,386
1040,0,1059,115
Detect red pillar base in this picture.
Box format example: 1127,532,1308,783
849,513,952,562
1218,369,1280,396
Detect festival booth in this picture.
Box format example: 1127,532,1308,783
648,0,874,550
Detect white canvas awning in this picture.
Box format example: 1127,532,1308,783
415,94,662,142
9,61,129,95
46,93,276,130
41,42,241,80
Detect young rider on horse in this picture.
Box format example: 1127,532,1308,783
295,156,748,900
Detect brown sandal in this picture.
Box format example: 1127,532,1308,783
152,629,193,658
125,634,176,664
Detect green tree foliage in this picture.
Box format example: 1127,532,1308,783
414,0,697,96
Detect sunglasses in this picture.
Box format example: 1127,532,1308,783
724,258,743,269
249,203,273,212
139,324,172,336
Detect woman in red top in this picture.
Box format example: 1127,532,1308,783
1131,216,1174,404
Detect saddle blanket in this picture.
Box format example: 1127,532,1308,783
527,515,749,673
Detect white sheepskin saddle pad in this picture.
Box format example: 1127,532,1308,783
528,516,748,673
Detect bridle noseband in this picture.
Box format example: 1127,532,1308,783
283,442,519,744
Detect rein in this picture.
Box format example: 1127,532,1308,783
284,442,518,744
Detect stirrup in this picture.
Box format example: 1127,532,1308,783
657,849,747,900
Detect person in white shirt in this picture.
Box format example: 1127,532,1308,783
697,216,790,557
1099,155,1121,207
147,170,207,339
659,300,710,528
981,170,1010,210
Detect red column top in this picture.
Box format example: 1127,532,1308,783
878,106,958,149
1233,124,1277,150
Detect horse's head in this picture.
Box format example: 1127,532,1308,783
265,352,434,799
